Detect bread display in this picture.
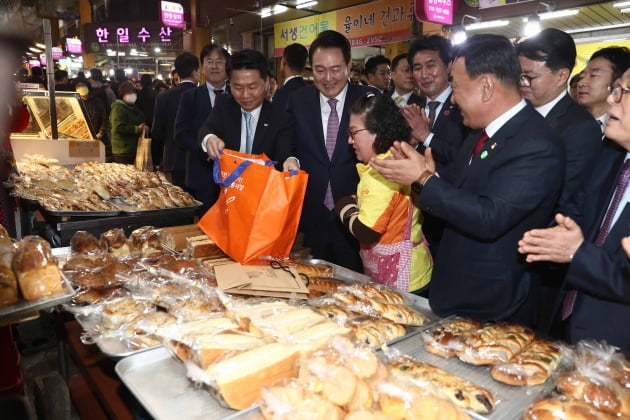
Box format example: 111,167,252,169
490,340,563,386
70,231,104,254
523,397,618,420
100,228,131,257
0,226,17,307
129,226,162,256
281,258,334,278
13,236,63,301
422,318,483,357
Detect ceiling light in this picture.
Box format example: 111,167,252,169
452,29,467,45
522,9,578,21
523,14,541,37
35,43,46,49
567,21,630,34
465,20,509,31
296,0,317,9
613,1,630,7
621,7,630,13
273,5,287,14
154,47,161,53
29,47,42,53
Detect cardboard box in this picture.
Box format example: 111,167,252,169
158,225,204,251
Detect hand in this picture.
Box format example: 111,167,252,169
370,141,427,186
518,213,584,263
138,123,146,131
282,157,300,172
400,104,430,146
206,134,225,159
622,237,630,259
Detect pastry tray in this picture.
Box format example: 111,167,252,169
112,199,203,216
115,346,260,420
44,208,122,217
0,273,75,322
300,258,371,284
389,332,562,420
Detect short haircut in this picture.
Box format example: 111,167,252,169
364,55,391,76
227,49,269,80
569,72,581,87
174,52,199,79
407,35,452,68
114,69,126,82
54,69,68,82
309,30,351,65
89,68,103,81
391,53,409,72
516,28,576,72
452,34,521,89
283,43,308,72
200,43,229,62
140,73,152,88
350,93,411,154
590,46,630,83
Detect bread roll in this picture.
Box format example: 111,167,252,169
524,398,617,420
100,228,131,257
70,231,103,254
13,236,63,301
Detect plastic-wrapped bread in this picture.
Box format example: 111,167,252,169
70,230,103,254
0,225,17,307
523,397,617,420
100,228,131,257
490,340,563,386
13,236,63,301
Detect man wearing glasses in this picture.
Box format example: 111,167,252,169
519,70,630,350
175,44,230,214
517,28,601,207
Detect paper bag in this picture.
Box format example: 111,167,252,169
198,149,308,265
135,126,153,171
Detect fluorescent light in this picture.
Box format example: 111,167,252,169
523,14,541,37
522,9,579,21
613,1,630,7
273,4,287,14
35,43,46,49
29,47,42,53
465,20,509,31
621,7,630,13
296,1,317,9
452,30,467,45
567,22,630,34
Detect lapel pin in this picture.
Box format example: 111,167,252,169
490,142,497,150
480,150,488,159
263,123,268,127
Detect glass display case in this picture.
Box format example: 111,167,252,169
13,90,96,140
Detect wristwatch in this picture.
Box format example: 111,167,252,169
412,169,434,193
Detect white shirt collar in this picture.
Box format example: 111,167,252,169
319,83,349,111
485,99,528,138
535,90,567,117
241,103,263,121
597,114,609,134
206,81,227,92
430,85,452,104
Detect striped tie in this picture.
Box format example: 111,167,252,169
324,98,339,210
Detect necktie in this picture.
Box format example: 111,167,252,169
324,98,339,210
471,130,489,160
214,89,223,96
427,101,440,127
242,110,253,154
562,159,630,319
395,96,405,106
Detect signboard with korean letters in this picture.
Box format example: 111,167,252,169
161,1,185,29
83,22,180,53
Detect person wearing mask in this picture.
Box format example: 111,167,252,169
286,30,378,272
335,94,433,294
198,48,298,171
109,81,145,164
363,55,391,93
175,44,230,214
519,68,630,350
371,34,565,327
272,42,308,112
73,77,112,161
390,53,422,107
152,52,199,186
577,46,630,132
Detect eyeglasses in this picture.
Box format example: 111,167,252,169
519,71,552,87
610,85,630,103
204,59,226,66
347,128,369,139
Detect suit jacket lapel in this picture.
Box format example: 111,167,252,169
432,94,455,132
544,95,570,130
253,101,272,153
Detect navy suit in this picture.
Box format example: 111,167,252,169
152,81,196,187
287,83,377,271
197,94,295,172
175,84,228,214
560,140,630,349
418,104,564,325
272,76,308,112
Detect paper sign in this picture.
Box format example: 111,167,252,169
215,263,309,299
68,140,100,158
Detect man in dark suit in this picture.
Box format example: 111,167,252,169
363,55,391,93
272,43,308,113
519,69,630,350
517,28,602,207
175,44,230,214
152,52,199,187
372,34,565,326
286,30,377,272
389,53,422,107
198,48,299,173
403,35,467,174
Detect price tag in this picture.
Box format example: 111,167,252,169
68,140,100,158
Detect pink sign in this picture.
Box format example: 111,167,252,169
66,38,83,54
415,0,453,25
161,1,185,29
52,47,63,60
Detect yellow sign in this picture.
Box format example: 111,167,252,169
274,12,336,56
575,40,630,75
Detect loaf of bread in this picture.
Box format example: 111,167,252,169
248,307,327,338
179,332,268,369
129,226,162,255
490,340,563,386
70,231,103,254
524,398,617,420
100,228,131,257
13,236,63,301
185,235,224,259
0,226,17,307
556,370,630,418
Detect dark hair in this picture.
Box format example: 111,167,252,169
200,43,229,62
590,46,630,83
350,94,411,154
283,43,308,72
453,34,521,89
309,30,351,65
54,69,68,82
516,28,576,72
140,73,152,88
391,53,409,72
364,55,391,76
118,80,135,96
227,48,269,80
71,76,90,90
174,52,199,79
569,72,581,88
114,69,126,82
89,68,103,81
407,35,452,68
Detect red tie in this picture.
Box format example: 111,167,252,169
214,89,223,95
471,130,489,160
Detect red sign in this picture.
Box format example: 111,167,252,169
415,0,454,25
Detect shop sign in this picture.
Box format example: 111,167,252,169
66,38,83,54
273,0,413,56
84,22,179,53
161,1,185,29
415,0,453,25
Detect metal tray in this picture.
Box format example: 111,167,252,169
44,208,122,217
115,346,260,420
300,258,371,284
389,333,560,420
113,199,203,216
0,274,75,322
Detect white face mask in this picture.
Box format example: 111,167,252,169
76,86,89,97
123,93,137,104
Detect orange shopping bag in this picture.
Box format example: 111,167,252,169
198,149,308,265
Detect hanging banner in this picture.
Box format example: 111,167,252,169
161,1,185,29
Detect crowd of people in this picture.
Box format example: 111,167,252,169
12,28,630,350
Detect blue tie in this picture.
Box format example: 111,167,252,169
243,110,253,154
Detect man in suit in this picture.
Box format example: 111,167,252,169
152,52,199,187
519,69,630,350
175,44,230,214
517,29,602,207
390,53,422,107
272,43,308,113
198,48,299,172
372,34,565,326
286,30,377,272
403,35,467,174
363,55,391,93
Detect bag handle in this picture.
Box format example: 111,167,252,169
403,199,414,241
212,150,281,186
